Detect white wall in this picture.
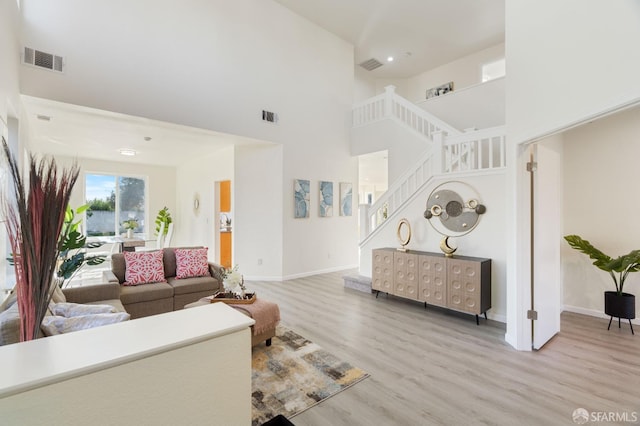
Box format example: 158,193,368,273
354,67,376,104
506,1,640,145
234,143,283,279
56,156,177,238
1,0,25,292
353,70,410,102
416,77,505,131
407,43,505,103
174,146,234,258
0,0,20,122
375,79,409,99
282,129,360,278
20,0,358,279
360,173,508,322
562,106,640,321
351,119,431,184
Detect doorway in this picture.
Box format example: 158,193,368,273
218,180,232,269
529,137,563,349
358,150,388,206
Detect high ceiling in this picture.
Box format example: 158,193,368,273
22,0,505,166
273,0,505,79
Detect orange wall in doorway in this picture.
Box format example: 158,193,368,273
220,181,231,212
220,231,232,268
220,180,231,268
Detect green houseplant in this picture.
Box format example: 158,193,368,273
122,218,139,230
57,204,107,286
122,217,138,238
564,234,637,334
154,206,172,236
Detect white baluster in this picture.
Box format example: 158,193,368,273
384,85,395,118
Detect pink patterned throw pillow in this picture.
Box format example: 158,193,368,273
175,248,210,279
123,250,166,286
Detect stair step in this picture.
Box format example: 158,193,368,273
343,274,372,294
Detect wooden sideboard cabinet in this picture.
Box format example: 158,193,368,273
372,248,394,293
372,248,491,324
394,251,418,299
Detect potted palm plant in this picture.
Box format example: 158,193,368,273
154,207,172,237
564,235,637,334
57,204,107,286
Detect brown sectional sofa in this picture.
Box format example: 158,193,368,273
103,247,223,319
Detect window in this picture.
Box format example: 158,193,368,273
482,58,506,82
85,174,146,236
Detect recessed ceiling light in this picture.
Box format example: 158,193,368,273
119,149,137,156
387,56,394,62
36,114,51,121
144,136,152,141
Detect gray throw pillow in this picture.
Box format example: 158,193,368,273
0,303,20,346
0,292,17,313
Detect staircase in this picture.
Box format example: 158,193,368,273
353,86,507,245
353,85,460,141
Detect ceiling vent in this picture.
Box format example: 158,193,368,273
23,47,64,73
358,58,384,71
262,110,278,124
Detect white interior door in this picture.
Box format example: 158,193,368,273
532,137,563,349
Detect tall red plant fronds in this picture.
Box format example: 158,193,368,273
1,138,79,341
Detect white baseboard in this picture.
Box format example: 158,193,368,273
487,312,506,323
242,275,284,282
244,264,359,282
282,264,359,281
562,304,640,325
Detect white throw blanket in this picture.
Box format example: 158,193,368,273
41,302,130,336
50,302,118,317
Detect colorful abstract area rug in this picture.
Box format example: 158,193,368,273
251,325,370,426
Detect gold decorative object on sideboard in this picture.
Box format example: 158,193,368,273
372,248,491,324
396,218,412,251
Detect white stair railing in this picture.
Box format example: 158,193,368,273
353,86,460,141
360,126,507,244
444,126,507,173
363,148,440,240
352,93,386,126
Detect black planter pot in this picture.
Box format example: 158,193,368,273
604,291,635,335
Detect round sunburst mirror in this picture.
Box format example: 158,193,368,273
423,181,486,255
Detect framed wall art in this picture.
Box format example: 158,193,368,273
319,181,333,217
426,81,454,99
294,179,310,218
339,182,353,216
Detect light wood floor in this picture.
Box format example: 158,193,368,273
248,270,640,426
